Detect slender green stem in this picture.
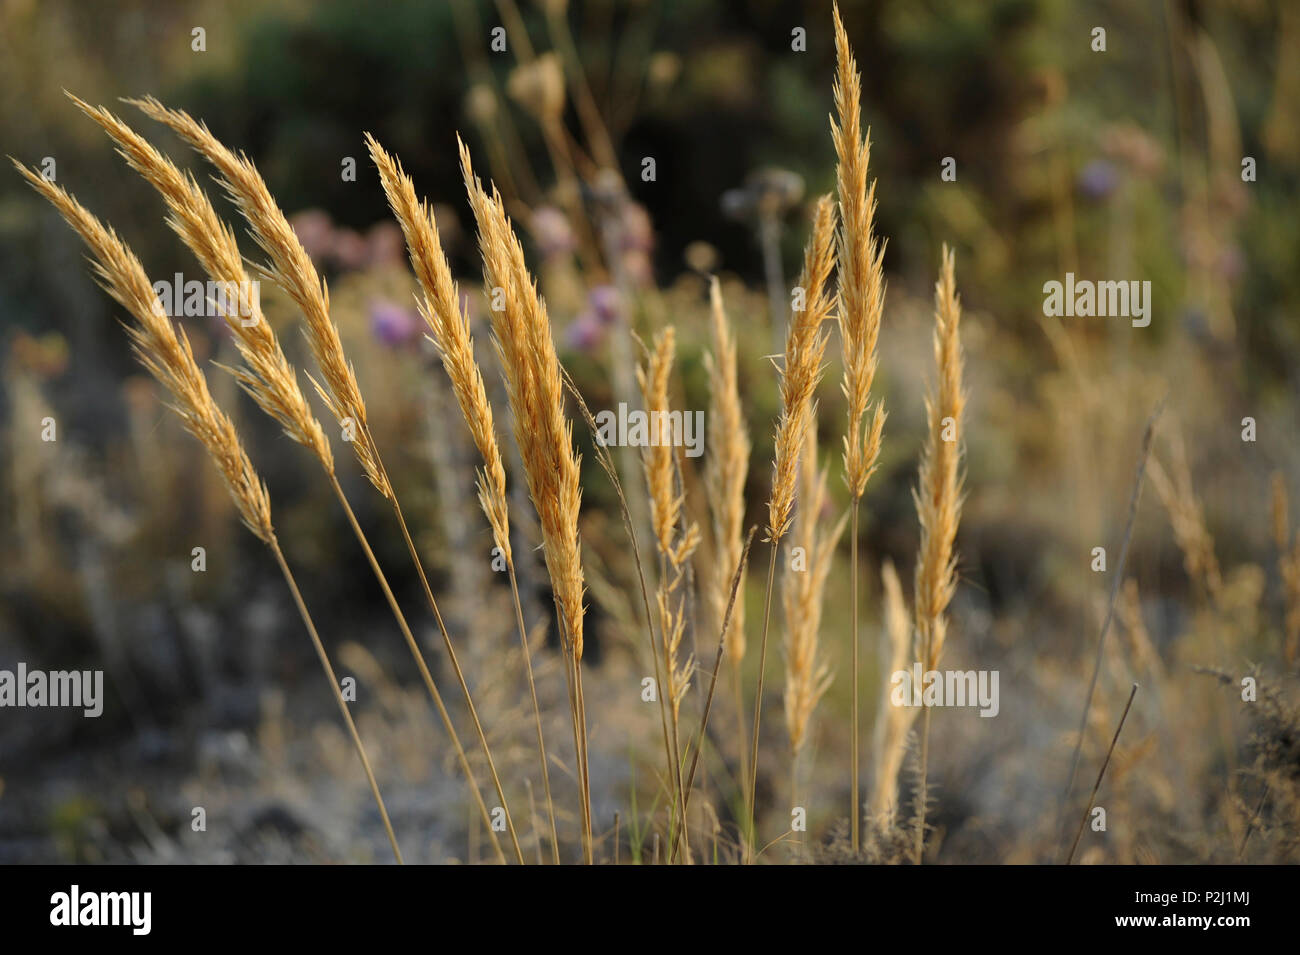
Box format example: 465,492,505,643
268,536,403,864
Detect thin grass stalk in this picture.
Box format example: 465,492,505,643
388,496,525,863
560,368,675,864
672,526,757,863
330,473,508,864
1062,401,1162,808
1065,683,1138,864
269,538,404,863
745,543,779,863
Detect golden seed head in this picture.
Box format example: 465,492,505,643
71,95,333,474
768,195,837,542
15,160,273,543
131,96,388,498
913,245,966,671
705,277,751,661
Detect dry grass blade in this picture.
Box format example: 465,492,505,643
913,246,966,673
12,160,273,544
1066,683,1138,864
705,277,751,660
459,135,586,660
366,133,511,551
832,2,888,851
127,99,527,864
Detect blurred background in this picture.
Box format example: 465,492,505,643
1,0,1298,863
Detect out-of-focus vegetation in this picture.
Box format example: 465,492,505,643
2,0,1298,863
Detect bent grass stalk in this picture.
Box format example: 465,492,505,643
13,161,402,862
130,97,523,863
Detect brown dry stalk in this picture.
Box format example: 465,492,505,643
912,245,967,864
14,161,401,863
131,98,524,863
367,134,560,862
782,424,846,756
869,559,917,820
1066,683,1138,864
746,194,838,861
459,137,592,862
832,2,888,851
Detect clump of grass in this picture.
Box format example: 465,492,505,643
130,96,523,864
12,159,402,863
911,245,967,864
